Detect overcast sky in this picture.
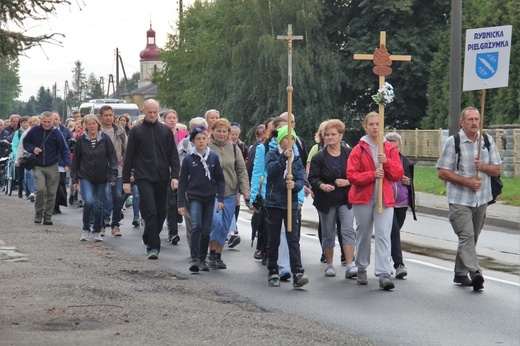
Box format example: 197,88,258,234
17,0,194,101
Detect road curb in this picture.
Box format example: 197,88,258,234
417,206,520,231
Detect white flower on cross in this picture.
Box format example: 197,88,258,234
372,82,395,106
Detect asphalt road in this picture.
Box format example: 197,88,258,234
56,204,520,345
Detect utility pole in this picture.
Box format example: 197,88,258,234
115,48,120,98
449,0,462,135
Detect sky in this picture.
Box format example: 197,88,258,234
17,0,194,101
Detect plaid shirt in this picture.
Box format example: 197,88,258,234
436,130,502,207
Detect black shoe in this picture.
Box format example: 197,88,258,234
280,272,291,281
227,235,241,248
177,214,183,224
34,214,42,224
471,271,485,291
43,218,53,225
453,275,472,286
170,234,180,245
261,253,267,266
320,253,326,263
189,259,200,273
68,195,74,205
254,250,263,260
53,208,61,215
132,217,140,227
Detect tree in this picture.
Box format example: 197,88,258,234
424,0,520,127
0,57,21,116
119,72,140,93
86,73,104,99
35,86,53,114
156,0,346,143
0,0,73,58
71,60,86,105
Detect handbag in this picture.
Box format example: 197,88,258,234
19,129,53,170
488,175,503,205
18,151,37,170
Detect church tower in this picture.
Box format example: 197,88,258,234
138,23,163,88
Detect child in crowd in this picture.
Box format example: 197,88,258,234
177,126,225,273
264,125,308,288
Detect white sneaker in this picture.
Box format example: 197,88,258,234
91,232,103,242
325,267,336,277
345,266,358,279
80,231,91,241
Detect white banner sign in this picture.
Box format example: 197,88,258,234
463,25,512,91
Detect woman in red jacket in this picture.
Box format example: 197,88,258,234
347,112,403,290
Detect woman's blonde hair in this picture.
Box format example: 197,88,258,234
363,111,379,125
314,120,329,143
324,119,345,135
28,116,40,126
211,118,231,139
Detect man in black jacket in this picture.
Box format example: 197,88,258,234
122,99,180,260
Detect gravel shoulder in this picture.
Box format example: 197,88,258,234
0,195,371,345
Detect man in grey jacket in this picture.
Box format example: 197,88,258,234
100,105,127,237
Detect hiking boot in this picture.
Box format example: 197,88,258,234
148,249,159,260
268,269,280,287
357,270,368,285
208,256,218,270
325,267,336,277
227,235,241,248
216,258,227,269
453,275,472,286
189,259,200,272
471,271,485,291
170,234,180,245
395,264,408,279
345,266,358,279
293,273,309,288
43,218,53,225
92,232,103,242
80,231,91,241
100,228,105,237
379,276,395,291
111,226,122,236
132,217,141,227
199,260,209,272
34,214,42,224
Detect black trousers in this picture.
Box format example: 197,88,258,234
15,166,25,197
391,207,408,268
166,187,178,235
265,207,304,274
136,180,168,252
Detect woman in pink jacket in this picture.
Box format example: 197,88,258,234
347,112,403,290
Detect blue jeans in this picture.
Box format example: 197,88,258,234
210,194,236,246
188,198,215,260
132,184,140,219
24,169,35,195
80,179,106,232
103,177,123,227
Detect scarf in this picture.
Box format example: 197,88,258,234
277,144,294,179
191,147,211,180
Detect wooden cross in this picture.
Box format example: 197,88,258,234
354,31,411,213
277,24,303,232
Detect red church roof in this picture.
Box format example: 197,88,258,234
140,24,161,61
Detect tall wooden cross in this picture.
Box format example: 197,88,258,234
354,31,411,213
277,24,303,232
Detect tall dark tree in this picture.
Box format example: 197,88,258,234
71,60,86,104
119,72,140,93
0,0,74,58
35,86,54,114
86,73,104,99
0,57,21,116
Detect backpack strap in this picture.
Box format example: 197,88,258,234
453,133,461,170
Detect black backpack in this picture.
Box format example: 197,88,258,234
453,132,503,205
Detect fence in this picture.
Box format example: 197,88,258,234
386,127,520,177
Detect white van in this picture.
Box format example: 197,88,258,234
79,99,140,122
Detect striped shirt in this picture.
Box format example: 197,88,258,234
436,130,502,207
